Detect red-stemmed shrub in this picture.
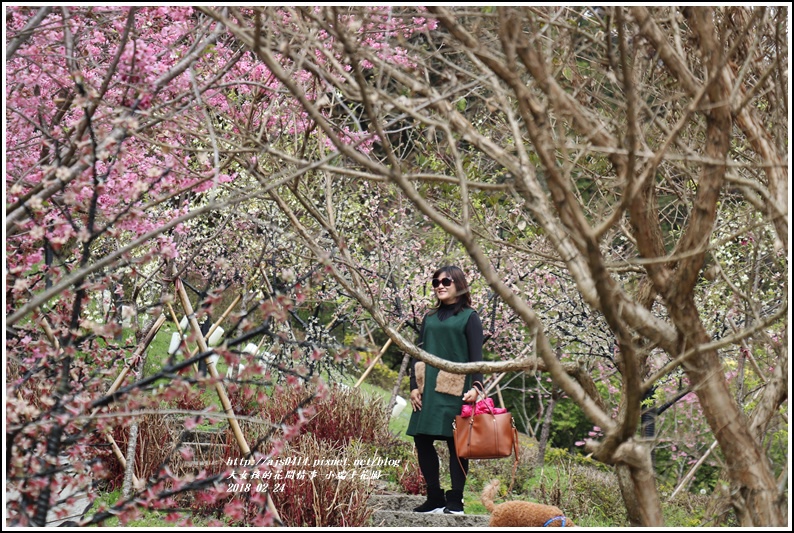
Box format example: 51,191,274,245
194,382,394,526
268,434,375,526
262,381,393,446
397,458,427,495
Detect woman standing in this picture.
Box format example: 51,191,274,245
407,265,484,515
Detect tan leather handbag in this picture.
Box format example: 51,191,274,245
453,399,518,460
452,389,520,492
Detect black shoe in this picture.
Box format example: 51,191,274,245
413,488,445,513
443,489,464,515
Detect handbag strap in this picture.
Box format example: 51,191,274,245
454,381,483,478
506,423,519,493
471,384,497,416
453,420,468,481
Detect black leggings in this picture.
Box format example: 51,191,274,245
414,434,468,492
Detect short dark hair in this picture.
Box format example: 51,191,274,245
432,265,472,314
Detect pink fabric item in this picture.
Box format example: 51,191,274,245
460,397,507,417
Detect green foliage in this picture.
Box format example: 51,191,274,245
88,489,210,527
536,460,630,527
662,491,712,527
501,381,594,454
545,446,612,473
542,446,573,466
548,398,594,451
357,360,410,397
144,323,179,378
764,426,789,478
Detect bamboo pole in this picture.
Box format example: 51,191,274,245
166,302,183,334
186,293,242,358
166,294,243,385
354,338,393,389
176,279,249,452
668,440,718,501
483,372,508,397
167,293,242,361
174,279,282,524
166,302,203,375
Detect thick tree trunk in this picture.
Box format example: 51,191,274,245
673,301,784,526
613,441,664,526
616,465,643,526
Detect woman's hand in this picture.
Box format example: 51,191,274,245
462,387,479,403
410,388,423,411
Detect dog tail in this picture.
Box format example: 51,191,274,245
480,478,501,513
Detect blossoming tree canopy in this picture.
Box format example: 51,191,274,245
6,6,437,318
6,6,444,527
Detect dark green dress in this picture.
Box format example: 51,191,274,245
407,308,475,438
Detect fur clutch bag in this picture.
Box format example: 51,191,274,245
436,369,466,396
414,361,466,396
415,361,425,390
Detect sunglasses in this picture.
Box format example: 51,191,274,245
432,277,453,288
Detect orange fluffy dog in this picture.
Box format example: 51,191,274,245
481,479,575,527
